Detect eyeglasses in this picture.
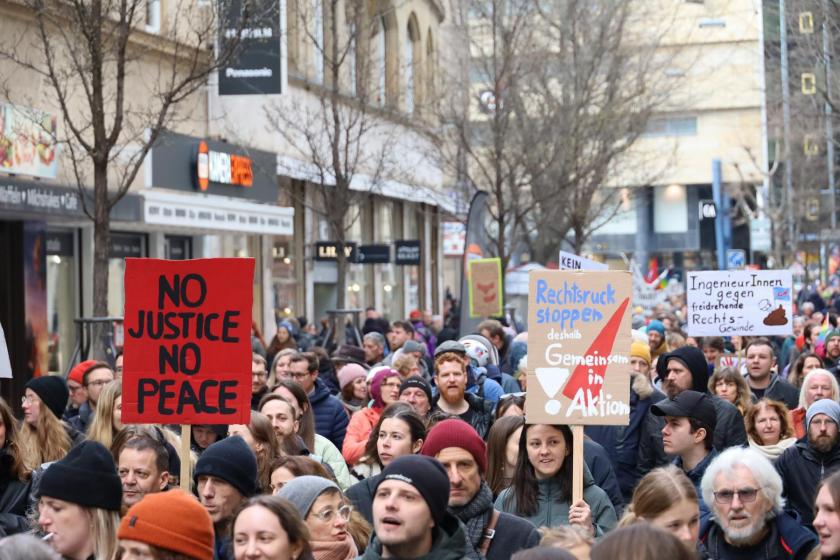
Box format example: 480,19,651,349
310,504,353,523
381,381,402,389
21,395,37,405
713,488,761,504
86,379,112,388
252,371,267,379
280,371,310,380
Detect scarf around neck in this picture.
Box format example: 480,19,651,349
311,535,358,560
748,437,797,461
449,481,494,560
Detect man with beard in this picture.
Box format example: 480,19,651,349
431,350,494,438
699,447,818,559
775,399,840,530
649,346,746,454
824,330,840,371
647,319,668,361
420,419,540,559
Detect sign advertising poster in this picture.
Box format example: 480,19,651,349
0,103,59,180
468,258,503,318
122,258,255,424
526,270,632,425
686,270,793,337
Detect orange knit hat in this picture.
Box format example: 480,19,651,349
117,490,213,559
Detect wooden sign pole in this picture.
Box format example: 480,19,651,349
180,424,191,492
571,424,584,504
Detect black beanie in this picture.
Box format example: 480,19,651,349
656,345,709,393
39,440,122,511
25,375,69,419
399,376,433,403
376,455,450,525
194,435,257,498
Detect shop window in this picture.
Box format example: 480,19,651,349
108,232,146,318
643,117,697,137
653,184,687,234
312,0,325,84
272,240,298,320
404,204,420,315
46,230,77,374
165,236,192,260
405,14,421,115
375,199,400,321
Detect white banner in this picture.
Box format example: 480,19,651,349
559,250,608,271
686,270,793,336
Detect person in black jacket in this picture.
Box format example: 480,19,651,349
431,350,494,439
652,346,747,452
289,352,348,449
0,398,28,537
744,338,799,410
421,419,540,560
776,398,840,530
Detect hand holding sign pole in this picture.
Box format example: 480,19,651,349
527,270,632,504
122,258,255,491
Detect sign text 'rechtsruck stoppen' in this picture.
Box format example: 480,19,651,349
121,258,255,424
526,270,632,425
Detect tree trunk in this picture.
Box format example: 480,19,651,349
92,160,111,359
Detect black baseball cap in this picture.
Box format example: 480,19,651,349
651,390,717,433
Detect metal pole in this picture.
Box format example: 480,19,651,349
713,159,726,270
824,0,836,231
780,0,796,256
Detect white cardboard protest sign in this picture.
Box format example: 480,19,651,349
559,251,608,271
686,270,793,337
0,321,11,379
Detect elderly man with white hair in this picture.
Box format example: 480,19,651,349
776,398,840,531
699,447,819,559
790,368,840,439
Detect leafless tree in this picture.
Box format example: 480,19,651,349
0,0,254,350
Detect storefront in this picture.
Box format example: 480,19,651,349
138,130,294,337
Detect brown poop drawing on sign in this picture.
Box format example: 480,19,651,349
763,305,788,326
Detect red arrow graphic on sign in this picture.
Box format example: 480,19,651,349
561,297,630,400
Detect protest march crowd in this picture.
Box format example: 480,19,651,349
9,289,840,560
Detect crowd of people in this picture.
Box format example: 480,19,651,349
5,301,840,559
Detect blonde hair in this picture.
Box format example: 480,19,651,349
87,380,121,450
90,507,120,560
392,353,419,378
619,465,698,527
19,397,71,470
539,525,594,549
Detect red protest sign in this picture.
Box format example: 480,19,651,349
121,258,255,425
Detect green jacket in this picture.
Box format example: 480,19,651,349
494,466,617,536
314,434,358,490
359,513,469,560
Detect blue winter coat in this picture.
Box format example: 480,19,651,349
309,378,349,450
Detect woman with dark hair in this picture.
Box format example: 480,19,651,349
271,380,357,489
496,393,526,418
342,368,402,466
233,494,314,560
789,351,824,388
266,321,299,369
345,403,426,523
495,424,616,535
230,411,282,494
338,364,369,416
486,415,525,497
814,469,840,558
0,397,29,536
270,455,335,494
708,367,752,417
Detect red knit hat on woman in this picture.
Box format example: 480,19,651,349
421,418,488,473
117,490,214,560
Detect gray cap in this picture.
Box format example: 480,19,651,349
276,475,340,518
402,340,426,355
434,340,466,357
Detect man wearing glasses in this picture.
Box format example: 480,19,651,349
250,353,269,410
699,447,818,558
776,398,840,531
68,360,114,433
288,352,348,449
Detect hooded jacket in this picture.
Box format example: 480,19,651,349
360,511,470,560
309,378,349,450
494,464,617,536
775,438,840,528
431,392,494,439
656,346,710,393
699,509,818,560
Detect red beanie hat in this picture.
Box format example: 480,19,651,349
421,419,487,473
117,490,214,560
68,360,98,385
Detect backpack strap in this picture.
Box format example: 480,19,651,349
478,509,501,556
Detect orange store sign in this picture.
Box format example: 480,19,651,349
196,140,253,191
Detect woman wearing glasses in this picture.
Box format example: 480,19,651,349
341,368,402,466
19,376,83,471
278,475,359,560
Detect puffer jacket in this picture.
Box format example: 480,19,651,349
360,511,470,560
775,438,840,528
309,378,349,450
494,465,617,535
431,392,494,439
313,434,357,490
342,406,382,466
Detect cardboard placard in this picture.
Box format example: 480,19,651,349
526,270,632,425
686,270,793,337
122,258,255,424
468,258,503,318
